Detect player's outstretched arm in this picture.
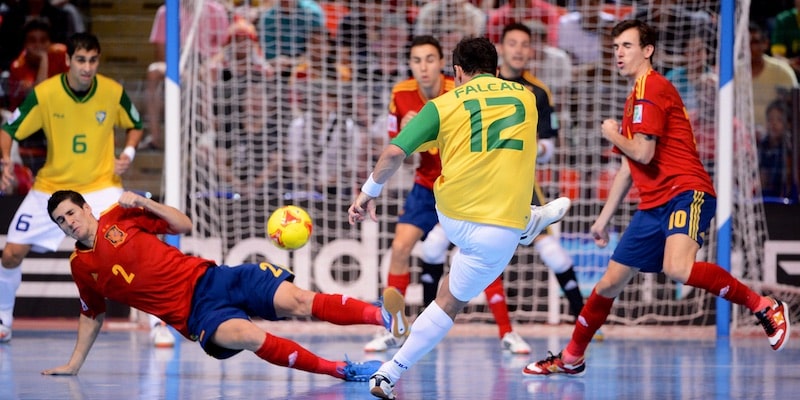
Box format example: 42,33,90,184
41,313,105,375
591,158,633,248
118,191,192,234
349,144,407,224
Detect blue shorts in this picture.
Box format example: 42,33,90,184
398,183,439,239
611,190,716,273
187,262,294,359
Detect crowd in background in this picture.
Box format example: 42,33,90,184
0,0,798,201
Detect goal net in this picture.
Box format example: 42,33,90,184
175,0,797,332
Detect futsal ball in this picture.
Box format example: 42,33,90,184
267,205,313,250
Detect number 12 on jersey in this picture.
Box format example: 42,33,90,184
463,96,525,152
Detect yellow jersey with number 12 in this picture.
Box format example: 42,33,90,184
391,74,538,230
3,73,142,194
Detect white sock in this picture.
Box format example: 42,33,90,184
381,302,454,382
0,265,22,327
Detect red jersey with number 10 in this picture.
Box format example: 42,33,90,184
616,69,716,209
387,75,455,189
69,204,212,339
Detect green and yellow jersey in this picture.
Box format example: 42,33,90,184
3,73,142,194
391,74,538,230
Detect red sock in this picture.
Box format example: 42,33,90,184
686,261,765,312
311,293,381,326
565,289,613,358
255,333,342,378
483,276,512,338
387,273,411,295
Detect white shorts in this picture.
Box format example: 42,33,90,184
6,187,124,253
436,209,522,302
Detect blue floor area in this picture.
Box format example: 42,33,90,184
2,327,799,399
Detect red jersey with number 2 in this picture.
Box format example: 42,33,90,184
615,69,716,209
69,204,212,339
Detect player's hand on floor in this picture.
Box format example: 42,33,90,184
41,364,79,376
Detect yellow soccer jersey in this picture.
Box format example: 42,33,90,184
391,74,538,230
3,73,142,194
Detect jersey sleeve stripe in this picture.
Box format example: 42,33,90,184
119,90,143,129
2,90,40,138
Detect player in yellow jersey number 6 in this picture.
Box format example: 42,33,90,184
0,32,148,344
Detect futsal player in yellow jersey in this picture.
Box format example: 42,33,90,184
0,33,145,344
348,36,572,400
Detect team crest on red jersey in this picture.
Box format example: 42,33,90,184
105,225,126,247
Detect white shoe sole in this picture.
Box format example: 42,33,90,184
520,197,571,245
540,197,571,226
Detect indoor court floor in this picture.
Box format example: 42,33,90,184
2,320,798,400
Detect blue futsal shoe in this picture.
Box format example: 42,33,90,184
340,357,383,382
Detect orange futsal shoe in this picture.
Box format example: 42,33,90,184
755,297,791,351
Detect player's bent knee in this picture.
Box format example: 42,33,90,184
213,318,264,351
594,274,628,298
420,240,448,265
662,262,692,284
275,282,314,316
390,241,415,259
420,224,449,264
594,283,621,299
533,235,572,273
